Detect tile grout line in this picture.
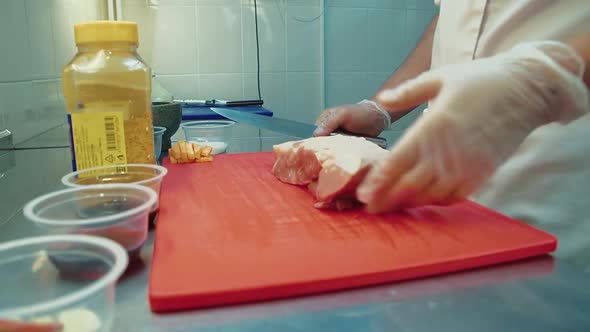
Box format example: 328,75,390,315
284,2,289,114
194,2,201,98
319,0,325,111
48,0,60,81
22,0,33,83
365,6,369,97
0,78,61,85
240,1,246,100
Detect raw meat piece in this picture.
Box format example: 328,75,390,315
272,135,388,209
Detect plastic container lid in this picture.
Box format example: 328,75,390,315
61,165,167,191
74,21,138,45
24,184,157,228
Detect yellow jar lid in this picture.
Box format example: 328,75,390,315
74,21,138,45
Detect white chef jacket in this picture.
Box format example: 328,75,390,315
430,0,590,266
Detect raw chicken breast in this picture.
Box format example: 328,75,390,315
271,135,388,210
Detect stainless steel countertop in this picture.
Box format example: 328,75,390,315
1,126,589,331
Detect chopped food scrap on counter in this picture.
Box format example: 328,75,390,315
168,140,214,164
0,319,63,332
57,308,101,332
0,307,100,332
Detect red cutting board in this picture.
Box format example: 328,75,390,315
149,152,557,312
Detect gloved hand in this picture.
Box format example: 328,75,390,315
314,99,391,137
356,41,590,213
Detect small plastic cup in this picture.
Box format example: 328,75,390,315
0,234,128,332
61,164,167,227
181,120,235,154
153,126,167,160
24,184,157,261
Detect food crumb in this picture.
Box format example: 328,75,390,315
58,308,101,332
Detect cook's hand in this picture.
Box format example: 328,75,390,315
314,99,391,137
356,41,589,213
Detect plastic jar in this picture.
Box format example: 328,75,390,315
62,21,155,170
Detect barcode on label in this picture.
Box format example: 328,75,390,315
105,116,117,151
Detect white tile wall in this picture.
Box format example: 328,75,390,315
155,5,198,74
51,3,77,72
244,73,286,113
286,6,322,72
242,3,286,73
367,71,390,93
286,72,322,124
325,7,368,72
287,0,321,7
26,0,58,80
368,9,405,72
325,72,369,107
404,0,436,10
1,79,64,144
123,3,157,66
0,109,5,130
0,0,32,82
52,0,105,72
199,73,244,100
32,80,63,132
0,0,104,143
155,75,199,99
198,5,243,74
32,80,60,116
327,0,399,9
157,0,195,5
198,0,241,6
0,82,34,144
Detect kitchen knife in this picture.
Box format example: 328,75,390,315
211,107,388,149
175,99,264,107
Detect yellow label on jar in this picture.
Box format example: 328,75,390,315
70,107,128,171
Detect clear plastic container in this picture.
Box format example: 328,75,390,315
24,184,157,261
0,234,128,332
153,126,167,160
60,164,167,228
181,120,235,154
62,21,155,171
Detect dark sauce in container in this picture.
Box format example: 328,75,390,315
49,230,145,281
73,171,159,232
148,209,159,230
48,199,148,278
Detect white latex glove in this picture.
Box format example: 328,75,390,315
314,99,391,137
356,41,589,213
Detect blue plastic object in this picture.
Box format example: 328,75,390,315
181,106,273,121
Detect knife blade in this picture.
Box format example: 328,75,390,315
211,107,388,148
